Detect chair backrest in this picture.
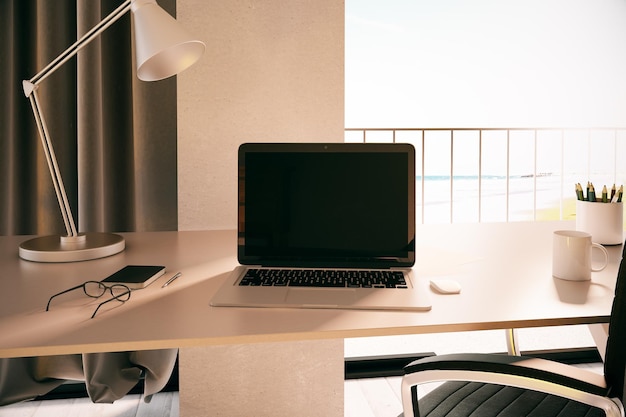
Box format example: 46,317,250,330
604,242,626,401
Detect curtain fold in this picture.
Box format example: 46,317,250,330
1,0,177,237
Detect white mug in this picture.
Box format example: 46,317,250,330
552,230,608,281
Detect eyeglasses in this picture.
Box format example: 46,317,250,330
46,281,131,319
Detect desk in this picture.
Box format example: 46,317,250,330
0,221,621,416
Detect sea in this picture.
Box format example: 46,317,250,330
416,173,619,224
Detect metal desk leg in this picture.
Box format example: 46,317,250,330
588,323,609,362
505,329,521,356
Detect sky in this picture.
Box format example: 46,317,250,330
345,0,626,129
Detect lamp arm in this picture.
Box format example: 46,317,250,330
25,0,133,92
21,0,134,238
27,89,77,237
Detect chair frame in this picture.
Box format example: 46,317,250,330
401,353,625,417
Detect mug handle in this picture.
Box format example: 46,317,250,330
591,243,609,272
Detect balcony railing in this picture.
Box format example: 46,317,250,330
345,128,626,224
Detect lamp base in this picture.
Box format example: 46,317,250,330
19,232,125,263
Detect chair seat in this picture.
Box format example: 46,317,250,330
417,381,604,417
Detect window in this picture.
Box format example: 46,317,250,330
345,1,626,223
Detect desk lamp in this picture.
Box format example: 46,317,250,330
20,0,205,263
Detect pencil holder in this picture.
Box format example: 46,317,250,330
576,200,624,245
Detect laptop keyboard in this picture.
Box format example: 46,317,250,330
239,269,408,288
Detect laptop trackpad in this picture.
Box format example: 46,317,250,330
286,288,356,307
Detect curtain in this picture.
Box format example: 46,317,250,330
0,0,178,237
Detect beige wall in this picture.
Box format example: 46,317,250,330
175,6,345,414
177,0,345,231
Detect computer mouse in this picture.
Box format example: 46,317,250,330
429,278,461,294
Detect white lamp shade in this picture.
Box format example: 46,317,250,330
131,0,205,81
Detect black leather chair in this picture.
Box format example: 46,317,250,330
401,242,626,417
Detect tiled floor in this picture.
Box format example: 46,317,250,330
0,391,179,417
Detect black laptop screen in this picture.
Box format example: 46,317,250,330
238,143,415,268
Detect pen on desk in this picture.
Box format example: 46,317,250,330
162,272,182,288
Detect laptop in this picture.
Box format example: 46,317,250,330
210,142,431,311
